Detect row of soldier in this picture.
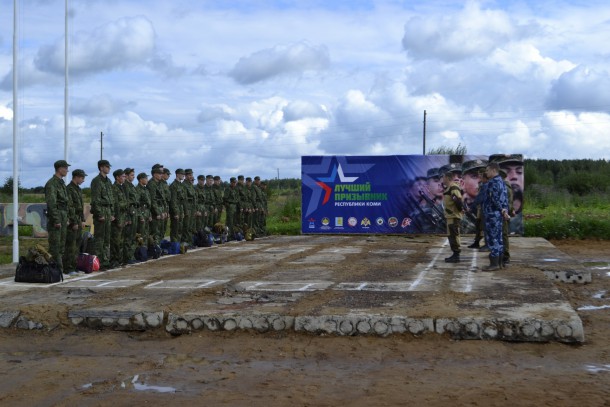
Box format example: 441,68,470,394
45,159,268,275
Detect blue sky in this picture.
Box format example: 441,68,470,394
1,0,610,187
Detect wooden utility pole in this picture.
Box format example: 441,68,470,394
423,110,427,155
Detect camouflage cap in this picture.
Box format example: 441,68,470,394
112,169,124,178
137,172,148,180
237,175,244,180
462,159,487,174
213,175,220,181
124,167,134,175
499,167,508,177
206,174,213,179
54,159,71,169
152,168,163,175
489,154,523,165
151,163,163,170
163,168,171,175
175,168,185,175
254,176,260,181
440,163,462,176
426,168,441,179
184,168,193,175
197,175,205,180
230,177,237,182
72,169,87,177
246,177,252,182
98,159,111,168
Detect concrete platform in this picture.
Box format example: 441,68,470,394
0,236,590,342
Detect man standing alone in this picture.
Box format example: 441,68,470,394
45,160,70,274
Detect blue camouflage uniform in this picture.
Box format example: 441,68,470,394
482,175,509,258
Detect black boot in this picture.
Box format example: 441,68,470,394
482,256,501,271
444,252,460,263
467,240,480,249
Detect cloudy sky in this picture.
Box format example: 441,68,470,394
1,0,610,187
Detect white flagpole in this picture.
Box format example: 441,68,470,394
12,0,20,263
64,0,69,162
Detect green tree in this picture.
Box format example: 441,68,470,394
1,176,22,194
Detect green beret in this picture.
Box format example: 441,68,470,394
72,169,87,177
54,160,70,169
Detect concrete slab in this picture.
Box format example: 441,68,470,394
0,236,589,342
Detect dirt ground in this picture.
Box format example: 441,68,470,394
0,239,608,407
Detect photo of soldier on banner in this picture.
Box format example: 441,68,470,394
301,154,523,235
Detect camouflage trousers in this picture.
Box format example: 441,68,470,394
63,224,82,272
93,207,112,268
225,204,237,234
110,222,124,266
446,217,461,254
48,211,68,273
485,212,504,258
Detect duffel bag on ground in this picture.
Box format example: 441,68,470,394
147,244,161,259
76,253,100,273
15,257,63,284
134,246,148,262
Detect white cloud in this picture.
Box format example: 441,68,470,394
36,16,156,76
229,41,330,84
546,66,610,112
402,2,534,62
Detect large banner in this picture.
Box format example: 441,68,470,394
301,155,524,235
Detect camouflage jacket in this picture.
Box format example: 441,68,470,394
112,183,128,225
135,183,151,220
44,175,68,225
66,181,84,225
90,173,114,218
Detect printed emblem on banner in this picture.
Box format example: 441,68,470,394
376,217,384,226
388,217,398,227
335,217,344,227
321,217,330,226
401,217,412,228
308,218,316,229
361,217,371,227
348,217,358,227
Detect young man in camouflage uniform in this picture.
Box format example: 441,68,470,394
235,175,246,226
481,162,510,271
147,167,165,245
212,175,224,225
135,172,151,247
161,168,171,239
169,168,186,243
110,169,128,268
64,168,87,274
441,163,464,263
195,175,207,233
260,181,269,236
90,159,114,270
182,169,198,244
223,177,239,235
252,176,265,236
45,160,70,274
122,168,138,264
203,175,215,228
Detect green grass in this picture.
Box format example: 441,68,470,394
524,207,610,240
